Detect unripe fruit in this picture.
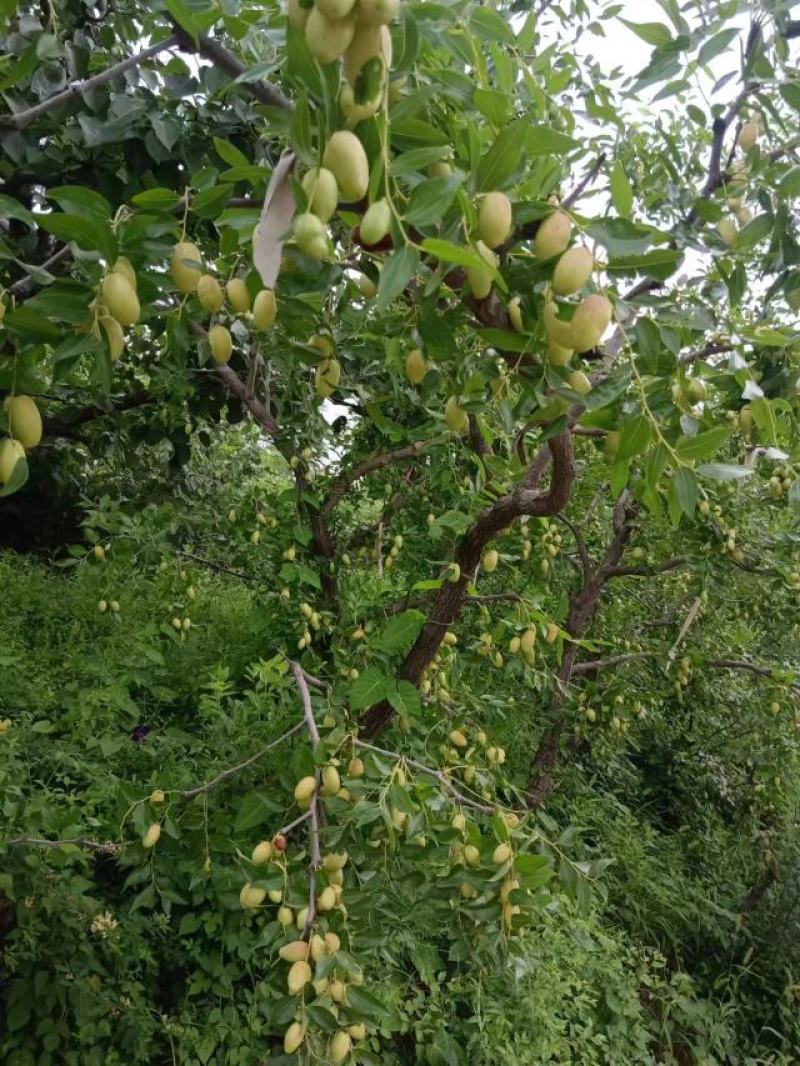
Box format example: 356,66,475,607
294,775,317,805
460,881,476,898
686,378,707,403
208,324,233,365
142,823,161,848
405,348,427,384
287,0,309,29
507,295,523,332
250,288,278,330
239,882,267,909
482,548,499,573
322,764,341,796
429,159,452,178
287,959,312,994
604,429,621,461
445,396,469,434
317,885,337,911
250,529,261,545
567,370,592,396
328,979,347,1003
464,844,480,866
493,842,512,865
284,1021,306,1054
251,840,273,864
348,756,365,777
100,315,125,361
279,940,310,962
739,121,759,151
545,622,560,644
181,617,191,631
196,274,224,312
171,617,182,630
360,199,392,246
452,812,466,832
5,395,42,449
325,930,341,952
225,278,250,313
344,22,392,82
357,273,377,298
787,289,800,311
543,300,574,349
734,204,753,225
98,599,108,612
504,812,520,829
101,272,140,326
509,636,521,654
294,212,329,260
570,294,612,352
277,905,293,927
112,256,137,289
552,245,594,296
478,191,513,249
330,1030,352,1064
322,852,349,871
717,218,738,247
466,240,497,299
171,242,202,293
340,80,381,122
305,8,356,64
315,357,342,397
323,131,370,203
738,405,753,433
302,167,339,222
349,1022,366,1041
520,628,536,654
534,210,571,259
449,729,467,747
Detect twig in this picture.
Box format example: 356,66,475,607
563,153,607,210
2,836,120,853
176,551,259,583
572,652,656,676
553,514,592,580
8,245,74,299
174,27,292,112
301,668,327,691
321,438,439,519
180,722,305,799
353,739,495,814
679,341,735,365
605,556,686,579
289,661,322,938
708,659,800,692
0,35,180,130
668,596,702,661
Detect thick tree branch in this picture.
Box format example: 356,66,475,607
0,35,180,130
207,363,280,437
361,432,576,737
174,27,292,112
572,651,656,676
605,556,686,579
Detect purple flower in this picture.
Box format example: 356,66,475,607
131,724,151,743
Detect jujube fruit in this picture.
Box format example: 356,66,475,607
294,212,329,260
552,246,594,295
466,241,497,299
197,274,224,312
100,315,125,361
101,272,140,326
330,1031,352,1064
360,199,392,246
302,167,339,222
478,191,512,249
405,348,427,384
570,294,612,352
5,395,42,449
208,324,233,365
287,959,312,994
0,439,25,485
142,823,161,848
226,278,251,313
252,289,277,329
171,242,203,292
305,8,356,65
534,210,572,259
323,131,370,203
445,396,469,434
284,1021,306,1054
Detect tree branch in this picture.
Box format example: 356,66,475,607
180,722,305,799
3,836,119,853
605,556,686,579
708,659,800,692
0,35,180,130
289,661,322,939
361,432,576,737
174,27,292,112
572,651,656,676
321,437,439,520
353,740,495,814
562,153,607,210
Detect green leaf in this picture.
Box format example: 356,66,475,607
289,95,314,166
0,194,34,226
389,147,452,177
669,466,697,522
606,249,682,279
615,415,652,461
620,19,673,46
345,985,391,1018
403,174,463,227
348,666,393,711
3,304,63,341
524,125,579,156
698,28,740,66
675,427,731,462
420,238,489,271
374,610,426,654
47,186,110,221
0,454,28,497
475,117,528,191
376,246,419,312
213,137,250,169
610,159,633,218
131,188,182,210
234,791,282,833
388,681,422,719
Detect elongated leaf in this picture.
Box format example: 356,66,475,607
376,246,419,312
475,118,527,191
675,427,731,462
348,666,393,711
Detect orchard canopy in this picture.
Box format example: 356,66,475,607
2,0,800,1063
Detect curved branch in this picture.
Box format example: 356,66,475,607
361,432,576,737
321,437,439,519
180,722,305,799
708,658,800,692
